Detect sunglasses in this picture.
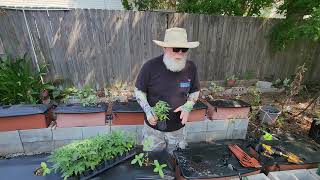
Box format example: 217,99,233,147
172,48,189,53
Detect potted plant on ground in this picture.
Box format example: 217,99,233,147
226,75,238,87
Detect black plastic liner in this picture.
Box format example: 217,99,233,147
54,103,107,114
112,100,207,113
0,148,175,180
0,104,50,118
78,148,136,180
173,140,259,179
309,118,320,144
253,139,320,166
209,99,250,108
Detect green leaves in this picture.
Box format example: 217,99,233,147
131,153,144,167
153,160,167,178
153,100,170,121
40,162,51,176
0,56,51,105
49,131,135,179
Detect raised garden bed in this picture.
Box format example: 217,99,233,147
112,100,144,125
249,140,320,174
188,101,207,122
54,104,107,127
173,140,261,180
0,104,52,131
206,99,250,120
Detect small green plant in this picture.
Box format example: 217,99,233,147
131,153,144,167
248,87,261,106
35,162,51,176
153,101,170,121
131,137,167,178
153,160,167,178
276,116,284,125
244,70,255,80
283,78,291,89
209,82,225,94
62,85,98,106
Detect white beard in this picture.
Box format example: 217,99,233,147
163,55,187,72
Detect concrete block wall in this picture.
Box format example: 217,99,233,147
0,117,249,155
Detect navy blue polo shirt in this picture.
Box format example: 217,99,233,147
135,54,200,132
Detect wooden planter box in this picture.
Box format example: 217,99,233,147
188,101,207,122
0,104,52,132
205,99,250,120
112,100,144,125
55,104,106,127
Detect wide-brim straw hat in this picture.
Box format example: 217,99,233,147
153,27,200,48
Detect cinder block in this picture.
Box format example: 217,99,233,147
0,131,23,155
23,141,53,155
186,132,206,142
82,126,110,139
136,125,144,145
52,127,83,140
111,125,137,134
231,129,247,139
207,119,229,131
233,118,249,130
226,118,248,139
0,130,21,144
19,128,52,142
53,139,79,149
206,130,227,141
185,121,207,133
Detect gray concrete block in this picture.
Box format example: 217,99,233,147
206,130,227,141
23,141,53,155
0,131,21,144
0,143,24,156
19,128,52,142
82,126,110,139
53,140,79,149
111,125,137,134
52,127,83,140
186,132,206,143
135,125,143,145
207,120,229,131
185,121,207,133
232,118,249,130
231,129,247,139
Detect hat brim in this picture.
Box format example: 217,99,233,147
153,40,199,48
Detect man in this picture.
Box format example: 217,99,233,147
135,27,200,153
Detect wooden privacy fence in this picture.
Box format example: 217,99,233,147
0,9,319,88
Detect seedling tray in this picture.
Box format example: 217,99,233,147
78,148,136,180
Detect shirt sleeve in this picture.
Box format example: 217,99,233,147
135,62,150,93
189,61,200,93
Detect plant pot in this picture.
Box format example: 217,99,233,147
0,104,52,131
156,120,167,131
259,105,281,125
206,99,250,120
308,118,320,144
112,100,144,125
55,104,107,127
79,148,136,180
227,79,236,87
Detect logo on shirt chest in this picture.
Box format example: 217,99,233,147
179,79,191,88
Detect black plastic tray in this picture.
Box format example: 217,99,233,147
78,148,136,180
0,104,50,118
192,101,208,110
173,140,259,179
54,103,107,114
